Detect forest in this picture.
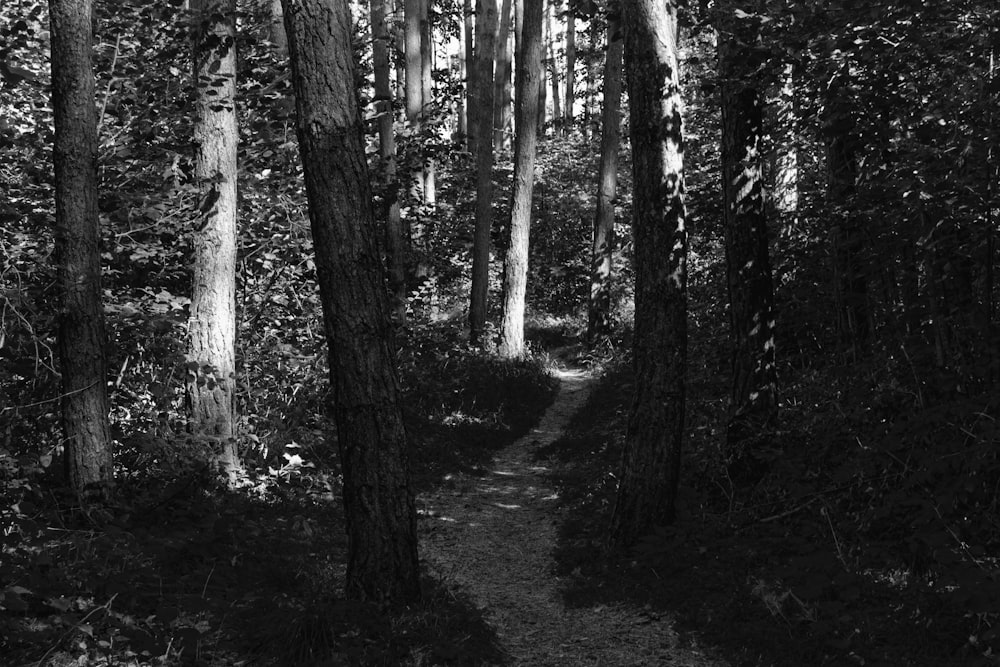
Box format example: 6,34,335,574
1,0,998,665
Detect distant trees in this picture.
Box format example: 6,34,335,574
48,0,113,498
187,0,240,476
608,0,687,546
282,0,421,603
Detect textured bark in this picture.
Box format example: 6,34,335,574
498,0,543,358
564,7,575,129
608,0,686,548
825,66,869,350
49,0,114,498
269,0,288,55
188,0,239,476
718,14,777,451
282,0,421,604
587,16,623,341
371,0,407,320
492,0,514,150
469,0,499,342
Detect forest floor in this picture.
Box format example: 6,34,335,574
419,362,726,667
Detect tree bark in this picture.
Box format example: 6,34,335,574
49,0,114,498
587,14,623,341
420,0,435,205
469,0,499,342
188,0,240,477
608,0,686,547
564,5,576,130
493,0,514,150
464,0,478,154
269,0,288,55
371,0,407,321
498,0,543,358
718,10,777,452
282,0,421,605
404,0,424,203
546,0,562,127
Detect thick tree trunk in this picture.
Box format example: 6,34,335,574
282,0,421,604
188,0,240,477
498,0,543,358
49,0,114,498
464,0,477,154
469,0,499,342
718,18,778,453
587,16,623,341
608,0,687,547
564,7,575,130
371,0,407,321
493,0,514,150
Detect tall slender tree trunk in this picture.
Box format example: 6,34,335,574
282,0,421,604
49,0,114,498
564,6,575,130
404,0,424,203
587,14,623,341
493,0,514,150
498,0,543,358
421,0,435,205
718,12,777,453
546,0,562,128
825,65,869,352
469,0,499,342
608,0,686,547
188,0,240,476
464,0,478,154
371,0,407,320
269,0,288,55
537,6,548,136
772,62,798,234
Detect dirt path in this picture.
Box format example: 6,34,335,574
419,367,726,666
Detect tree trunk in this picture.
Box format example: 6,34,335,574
404,0,424,203
282,0,421,605
718,13,777,453
564,6,575,130
546,0,562,127
371,0,407,321
464,0,477,154
49,0,114,499
587,15,623,342
498,0,543,358
188,0,240,477
537,6,548,136
269,0,288,55
825,66,870,352
493,0,514,150
608,0,686,548
421,0,435,205
771,62,797,234
469,0,499,342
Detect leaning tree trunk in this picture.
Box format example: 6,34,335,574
587,14,623,342
718,9,777,454
371,0,407,321
282,0,421,605
49,0,114,498
469,0,499,342
188,0,240,477
608,0,687,548
498,0,544,358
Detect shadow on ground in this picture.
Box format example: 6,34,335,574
535,364,995,667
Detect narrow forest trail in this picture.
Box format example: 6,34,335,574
418,366,727,666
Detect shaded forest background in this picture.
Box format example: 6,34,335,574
2,0,1000,665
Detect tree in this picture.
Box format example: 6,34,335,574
49,0,114,498
564,2,576,129
717,5,777,450
771,62,797,231
464,0,478,153
469,0,499,342
587,9,623,341
281,0,421,604
405,0,424,202
188,0,240,476
546,0,562,125
608,0,686,547
492,0,514,150
420,0,435,205
498,0,544,357
371,0,407,320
